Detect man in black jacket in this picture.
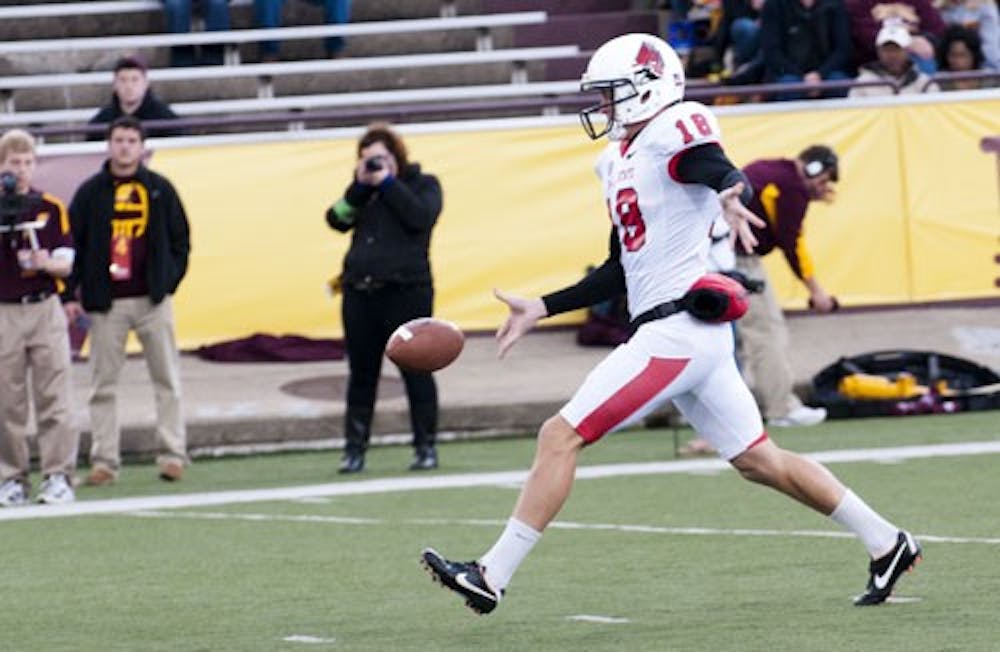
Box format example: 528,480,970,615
760,0,852,98
87,56,183,141
64,116,191,485
326,123,443,474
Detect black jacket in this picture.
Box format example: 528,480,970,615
326,163,442,285
87,89,183,140
760,0,851,78
65,162,190,312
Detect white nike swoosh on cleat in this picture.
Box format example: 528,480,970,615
455,572,497,602
873,541,911,590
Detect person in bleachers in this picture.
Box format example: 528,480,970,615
936,23,995,87
846,0,945,73
849,19,941,94
88,56,183,141
161,0,232,67
936,0,1000,70
715,0,767,83
759,0,853,98
254,0,351,61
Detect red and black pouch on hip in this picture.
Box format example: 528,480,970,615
629,273,749,335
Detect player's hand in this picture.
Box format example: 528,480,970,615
718,182,765,254
493,288,547,358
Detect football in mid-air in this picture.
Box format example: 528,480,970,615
385,317,464,373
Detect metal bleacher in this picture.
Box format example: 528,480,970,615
0,3,588,138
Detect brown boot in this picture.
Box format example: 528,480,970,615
158,460,184,482
85,465,116,487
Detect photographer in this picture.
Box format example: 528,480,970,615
326,123,443,474
0,129,78,506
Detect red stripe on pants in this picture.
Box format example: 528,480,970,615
576,357,689,443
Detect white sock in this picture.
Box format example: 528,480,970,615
829,490,899,558
479,518,542,591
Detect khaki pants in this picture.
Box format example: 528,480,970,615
735,255,803,420
0,296,79,482
88,296,187,471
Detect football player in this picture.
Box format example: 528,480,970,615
422,34,920,613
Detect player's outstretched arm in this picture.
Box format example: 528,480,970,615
494,289,548,358
719,182,766,254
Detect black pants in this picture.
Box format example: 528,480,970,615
341,282,437,455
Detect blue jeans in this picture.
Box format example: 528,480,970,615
730,17,760,66
775,70,849,100
255,0,352,56
162,0,230,32
162,0,230,65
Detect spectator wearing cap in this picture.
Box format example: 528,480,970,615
87,57,183,141
846,0,945,73
849,19,941,95
733,145,841,428
759,0,853,99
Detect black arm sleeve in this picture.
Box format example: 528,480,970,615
542,228,626,317
675,142,753,205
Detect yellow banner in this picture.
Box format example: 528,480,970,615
124,97,1000,347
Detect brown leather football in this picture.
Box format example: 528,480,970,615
385,318,464,373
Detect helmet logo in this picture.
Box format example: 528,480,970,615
634,41,664,78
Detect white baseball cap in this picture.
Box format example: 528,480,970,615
876,21,913,47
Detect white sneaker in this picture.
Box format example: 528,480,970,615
36,474,75,505
0,478,28,507
767,405,828,428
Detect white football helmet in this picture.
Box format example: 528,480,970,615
579,33,686,140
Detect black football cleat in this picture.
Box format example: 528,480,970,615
409,447,438,471
421,548,502,615
338,453,364,474
854,530,922,606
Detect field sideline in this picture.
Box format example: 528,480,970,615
4,412,999,651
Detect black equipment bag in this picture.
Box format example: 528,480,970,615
812,349,1000,418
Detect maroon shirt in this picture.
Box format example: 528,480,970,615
0,191,72,302
109,176,150,298
846,0,946,68
742,158,817,281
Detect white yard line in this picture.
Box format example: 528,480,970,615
127,510,1000,546
1,440,998,522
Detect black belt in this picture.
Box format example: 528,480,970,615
629,298,686,335
1,291,53,305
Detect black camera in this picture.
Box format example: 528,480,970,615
0,171,24,224
364,156,385,173
0,171,16,195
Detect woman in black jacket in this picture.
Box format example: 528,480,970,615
326,123,443,474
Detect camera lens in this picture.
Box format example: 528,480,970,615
0,172,16,194
365,157,384,172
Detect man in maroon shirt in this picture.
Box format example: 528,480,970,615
736,144,839,427
0,129,79,506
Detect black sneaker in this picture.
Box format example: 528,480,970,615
409,447,438,471
421,548,502,615
854,530,922,606
338,453,364,474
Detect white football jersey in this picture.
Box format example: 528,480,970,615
595,100,723,318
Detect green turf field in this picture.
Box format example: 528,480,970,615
4,412,999,651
